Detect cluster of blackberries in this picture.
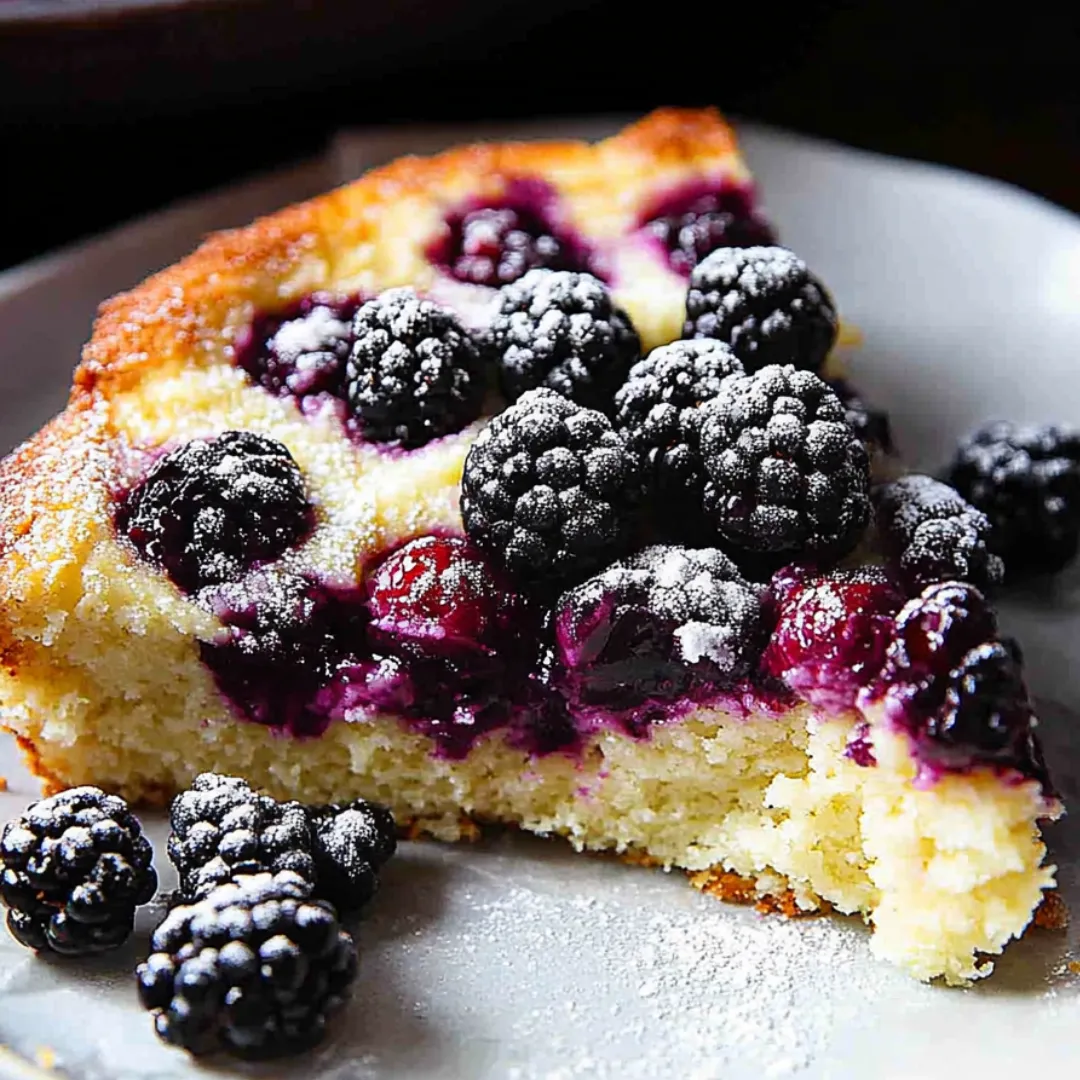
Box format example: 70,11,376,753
0,776,397,1059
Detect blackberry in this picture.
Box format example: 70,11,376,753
137,871,357,1058
240,301,358,400
613,340,743,528
0,787,156,955
828,378,894,456
460,388,641,589
486,270,641,411
643,184,777,276
345,288,486,448
168,774,396,913
119,431,313,593
553,545,770,714
684,246,838,374
946,421,1080,577
874,474,1004,591
697,365,871,559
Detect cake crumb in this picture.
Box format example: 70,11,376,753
0,776,7,792
1034,890,1069,931
34,1047,56,1070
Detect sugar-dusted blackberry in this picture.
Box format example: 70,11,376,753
553,545,770,715
486,269,641,411
137,871,357,1058
613,339,744,527
946,421,1080,577
345,288,486,448
119,431,313,593
828,378,895,456
167,774,317,902
697,365,871,559
308,799,398,912
460,388,642,589
874,474,1004,592
0,787,156,955
684,246,838,374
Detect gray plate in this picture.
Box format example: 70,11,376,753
0,120,1078,1079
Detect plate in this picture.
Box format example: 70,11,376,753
0,119,1079,1079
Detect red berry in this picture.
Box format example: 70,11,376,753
365,536,511,656
763,564,903,712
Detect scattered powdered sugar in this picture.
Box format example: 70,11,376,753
269,306,353,362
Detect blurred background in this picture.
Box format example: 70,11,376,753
1,0,1077,272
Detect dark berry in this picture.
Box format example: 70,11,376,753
553,545,770,714
874,474,1004,591
486,269,641,411
827,378,894,456
763,564,903,712
946,421,1080,577
168,774,317,902
613,339,744,529
0,787,156,955
199,570,368,737
684,246,838,373
308,800,397,912
119,431,313,593
137,871,357,1058
345,288,486,448
698,365,871,558
366,535,520,659
641,182,776,276
239,301,358,401
460,388,642,589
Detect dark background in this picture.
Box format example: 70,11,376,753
1,0,1078,272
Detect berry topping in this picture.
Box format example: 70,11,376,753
828,378,894,456
641,182,777,276
613,339,743,529
684,246,838,374
137,871,357,1058
168,773,396,912
763,564,903,712
0,787,156,955
199,570,368,737
344,288,486,448
873,474,1004,591
698,365,871,558
946,421,1080,577
429,181,594,288
119,431,313,593
486,269,641,411
366,535,518,658
239,301,358,401
554,545,770,713
461,388,642,589
865,582,1044,779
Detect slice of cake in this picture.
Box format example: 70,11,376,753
0,109,1062,986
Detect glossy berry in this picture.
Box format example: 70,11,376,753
642,183,776,276
366,535,517,658
684,246,838,373
873,474,1004,591
828,378,894,456
553,545,770,714
199,570,368,737
698,365,871,559
0,787,156,955
763,564,903,712
136,871,357,1058
119,431,313,593
239,301,358,401
613,339,743,529
345,288,486,448
486,269,641,411
307,800,398,912
946,421,1080,577
461,389,641,589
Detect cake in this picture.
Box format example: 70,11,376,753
0,108,1062,986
